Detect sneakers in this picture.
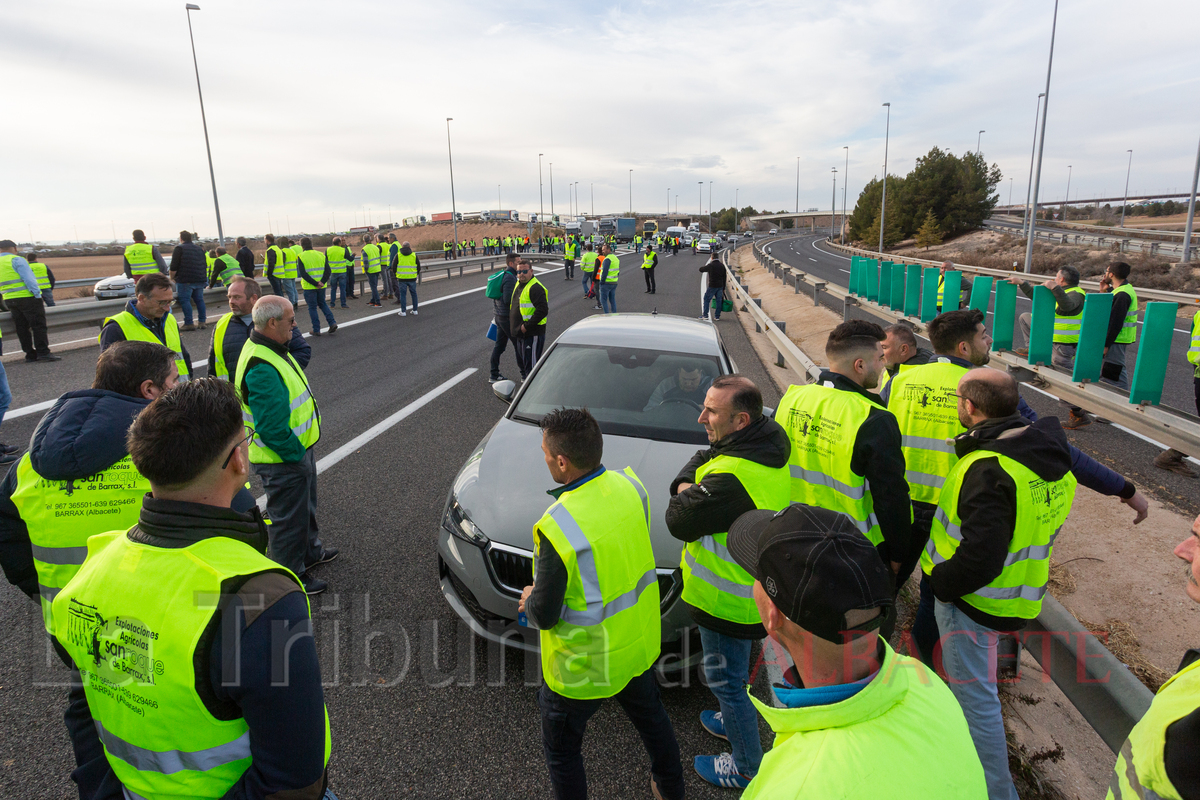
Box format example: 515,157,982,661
700,710,728,740
693,753,750,790
181,324,197,331
329,324,338,333
307,546,340,568
699,315,709,321
1063,410,1093,429
312,330,322,336
198,322,208,330
410,309,418,316
489,374,507,384
1155,448,1198,478
397,310,407,317
35,354,62,362
0,443,19,455
303,576,328,595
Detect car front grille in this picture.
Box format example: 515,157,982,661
487,545,680,611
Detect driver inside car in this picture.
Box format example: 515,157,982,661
644,366,714,412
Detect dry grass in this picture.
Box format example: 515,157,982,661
1078,617,1172,693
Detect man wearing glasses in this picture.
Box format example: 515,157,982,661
234,296,338,595
99,272,192,380
510,260,549,380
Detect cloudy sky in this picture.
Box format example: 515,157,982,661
3,0,1199,243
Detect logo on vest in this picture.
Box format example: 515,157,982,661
899,382,956,414
784,408,842,452
65,598,164,693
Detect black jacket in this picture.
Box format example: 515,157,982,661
77,498,329,800
1104,285,1133,349
929,413,1073,632
700,258,726,288
169,241,208,284
510,278,549,337
666,415,792,638
98,300,194,377
297,249,330,287
812,370,913,566
493,267,518,321
207,313,312,378
887,346,934,377
236,245,256,277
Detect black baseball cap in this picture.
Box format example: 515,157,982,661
727,504,894,643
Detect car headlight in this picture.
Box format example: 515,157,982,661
443,497,489,546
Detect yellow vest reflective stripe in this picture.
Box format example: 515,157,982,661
775,382,886,545
602,255,620,283
580,252,598,273
921,449,1076,619
1107,657,1200,800
278,247,298,279
1052,286,1087,344
216,254,241,284
680,454,790,624
565,243,577,260
361,243,381,273
0,254,35,299
326,245,350,274
234,340,321,463
124,243,158,276
1189,312,1200,379
888,359,969,505
99,311,190,381
52,531,330,798
1113,283,1138,344
11,453,148,633
642,253,655,269
297,250,325,290
519,277,547,325
535,468,660,699
936,275,945,307
29,262,52,290
210,312,239,380
395,252,418,280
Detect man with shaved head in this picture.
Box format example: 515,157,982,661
921,368,1076,798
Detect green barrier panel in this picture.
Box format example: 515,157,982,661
1071,293,1113,383
865,259,879,301
968,276,994,312
920,267,940,322
1129,302,1180,405
879,261,893,307
849,257,860,296
992,281,1017,351
1028,285,1057,366
941,271,962,312
891,264,906,310
904,264,922,317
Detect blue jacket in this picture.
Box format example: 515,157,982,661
207,313,311,379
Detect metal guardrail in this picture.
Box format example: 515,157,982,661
985,223,1187,258
994,214,1200,244
741,233,1156,752
2,252,562,338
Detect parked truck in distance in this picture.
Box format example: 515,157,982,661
349,225,376,235
643,220,659,239
431,212,463,223
481,210,520,222
402,216,427,227
599,217,637,243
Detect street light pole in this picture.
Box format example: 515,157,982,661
878,102,891,255
575,182,579,219
549,163,555,219
831,168,838,238
1064,165,1072,219
629,169,633,216
538,153,544,241
446,118,458,256
708,181,712,232
1120,149,1134,228
1023,93,1045,239
842,146,849,245
591,183,594,217
698,182,703,220
977,130,985,155
1183,133,1200,263
498,184,501,214
1023,0,1059,273
795,157,800,214
666,188,670,217
184,4,225,246
735,188,739,232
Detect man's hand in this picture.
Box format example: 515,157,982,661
518,585,534,613
1006,277,1022,286
1121,491,1149,525
676,482,694,493
1041,278,1056,290
1099,275,1113,292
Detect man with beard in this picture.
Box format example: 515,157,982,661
644,365,713,412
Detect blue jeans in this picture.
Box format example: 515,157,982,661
702,287,724,319
538,668,684,800
176,282,206,325
367,272,380,304
582,271,592,297
934,600,1019,800
599,283,616,313
303,289,336,333
698,626,762,777
42,290,55,307
397,279,418,312
268,275,283,297
280,278,298,305
328,273,348,307
0,358,10,428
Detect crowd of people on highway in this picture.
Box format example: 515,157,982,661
0,223,1198,800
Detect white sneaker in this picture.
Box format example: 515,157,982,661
410,309,418,315
397,310,407,317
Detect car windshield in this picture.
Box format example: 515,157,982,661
511,344,721,445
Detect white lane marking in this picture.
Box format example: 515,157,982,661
5,399,56,420
839,269,850,274
808,257,818,262
257,367,478,509
1021,381,1200,465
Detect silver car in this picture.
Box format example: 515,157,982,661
438,314,738,671
93,274,136,300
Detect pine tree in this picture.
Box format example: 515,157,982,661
915,210,943,250
863,209,903,250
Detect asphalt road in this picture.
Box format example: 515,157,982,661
0,248,791,799
758,232,1200,517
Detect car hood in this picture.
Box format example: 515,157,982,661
452,416,698,568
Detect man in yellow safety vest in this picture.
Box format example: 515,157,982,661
519,408,684,800
99,272,192,380
666,375,790,789
121,229,167,279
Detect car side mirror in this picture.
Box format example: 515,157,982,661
492,380,517,404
